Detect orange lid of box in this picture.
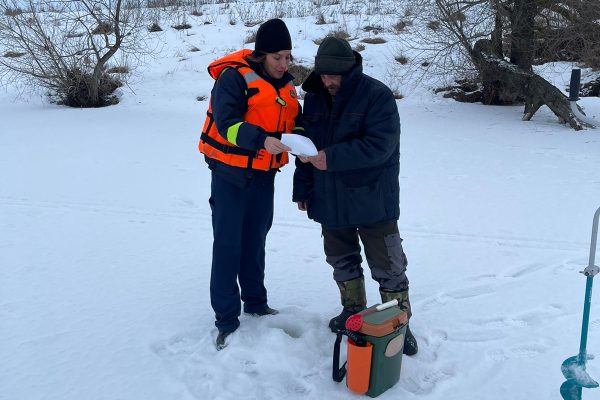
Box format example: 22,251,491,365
359,306,408,337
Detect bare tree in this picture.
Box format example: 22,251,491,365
0,0,153,107
398,0,597,129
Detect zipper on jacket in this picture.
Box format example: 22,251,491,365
326,96,336,147
274,87,285,133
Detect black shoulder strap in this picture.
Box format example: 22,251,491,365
332,332,347,382
332,329,368,383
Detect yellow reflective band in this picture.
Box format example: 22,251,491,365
293,127,305,132
227,122,243,145
275,97,287,106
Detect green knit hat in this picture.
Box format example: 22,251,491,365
314,37,356,75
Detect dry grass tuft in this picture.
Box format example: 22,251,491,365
361,37,386,44
3,51,26,58
106,66,129,74
172,23,192,30
149,23,162,32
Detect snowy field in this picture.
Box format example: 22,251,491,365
2,3,600,400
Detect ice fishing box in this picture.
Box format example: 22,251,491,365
333,304,408,397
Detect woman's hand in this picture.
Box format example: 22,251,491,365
264,137,291,154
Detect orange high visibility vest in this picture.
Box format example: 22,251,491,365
199,49,299,170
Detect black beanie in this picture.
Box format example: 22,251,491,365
254,18,292,54
314,37,356,75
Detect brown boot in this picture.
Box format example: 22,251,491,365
380,289,418,355
329,276,367,332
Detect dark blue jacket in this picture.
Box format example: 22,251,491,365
292,53,401,228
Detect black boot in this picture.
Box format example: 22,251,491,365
245,306,279,317
328,308,356,332
403,325,418,356
216,330,233,351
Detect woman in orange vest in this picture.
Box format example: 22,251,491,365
199,18,302,350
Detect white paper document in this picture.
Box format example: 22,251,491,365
280,133,318,157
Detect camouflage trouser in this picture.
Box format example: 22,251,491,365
380,287,412,319
322,221,409,292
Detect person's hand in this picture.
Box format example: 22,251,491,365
264,137,291,155
297,155,310,163
308,150,327,170
297,201,307,211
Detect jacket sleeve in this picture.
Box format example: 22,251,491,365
292,103,304,134
325,87,400,172
291,103,311,202
210,68,268,151
292,155,313,202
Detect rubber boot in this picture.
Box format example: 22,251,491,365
380,289,418,356
216,330,234,351
328,276,367,332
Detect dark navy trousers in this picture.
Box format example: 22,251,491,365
209,169,275,333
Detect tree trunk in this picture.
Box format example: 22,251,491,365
490,0,504,58
510,0,537,71
471,43,584,130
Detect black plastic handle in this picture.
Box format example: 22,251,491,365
569,69,581,101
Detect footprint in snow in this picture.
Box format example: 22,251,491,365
503,262,550,279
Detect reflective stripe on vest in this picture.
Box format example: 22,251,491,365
199,50,299,171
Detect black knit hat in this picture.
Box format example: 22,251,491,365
255,18,292,54
314,37,356,75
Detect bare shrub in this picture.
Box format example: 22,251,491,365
245,31,257,44
353,43,365,52
315,13,326,25
395,54,408,64
3,7,21,16
427,20,440,31
149,22,162,32
393,20,408,32
328,28,350,40
392,91,403,99
443,11,465,23
0,0,153,107
106,65,129,74
92,22,114,35
363,25,382,34
172,23,192,30
147,0,188,8
288,63,312,86
55,68,123,107
580,77,600,96
191,10,202,17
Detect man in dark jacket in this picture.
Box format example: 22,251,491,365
293,37,417,355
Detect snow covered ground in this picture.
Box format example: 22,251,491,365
2,5,600,400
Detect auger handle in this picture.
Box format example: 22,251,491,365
569,69,581,101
